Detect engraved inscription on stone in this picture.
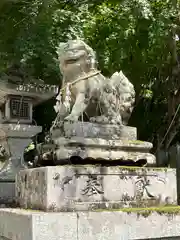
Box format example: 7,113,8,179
134,173,166,201
135,175,155,200
16,167,177,211
81,175,104,196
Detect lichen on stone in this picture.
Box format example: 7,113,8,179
118,166,170,172
95,206,180,218
128,140,144,144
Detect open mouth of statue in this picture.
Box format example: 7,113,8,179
65,59,78,64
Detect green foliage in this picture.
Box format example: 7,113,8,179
0,0,180,149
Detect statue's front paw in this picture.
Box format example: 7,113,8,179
64,114,78,122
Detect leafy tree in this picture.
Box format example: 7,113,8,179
1,0,180,151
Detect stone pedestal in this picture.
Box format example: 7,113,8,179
49,121,156,166
0,123,42,203
1,208,180,240
0,123,42,181
51,121,138,140
16,166,177,211
53,137,156,165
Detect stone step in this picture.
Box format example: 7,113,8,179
51,121,137,140
1,207,180,240
16,166,177,212
42,137,156,165
54,137,153,151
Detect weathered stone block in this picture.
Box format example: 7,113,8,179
0,208,76,240
45,136,156,165
1,208,180,239
54,137,155,164
44,122,156,166
51,121,137,140
16,166,177,211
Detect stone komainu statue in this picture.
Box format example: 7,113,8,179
53,39,135,126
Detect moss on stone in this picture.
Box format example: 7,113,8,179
15,208,42,212
118,166,143,170
118,166,169,171
25,209,42,212
128,140,144,144
95,206,180,218
55,165,173,176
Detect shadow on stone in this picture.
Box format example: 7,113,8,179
58,156,148,167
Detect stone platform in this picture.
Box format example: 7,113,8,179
51,121,137,140
16,166,177,211
52,137,156,165
47,122,156,166
0,208,180,240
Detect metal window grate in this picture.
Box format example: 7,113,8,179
10,98,30,119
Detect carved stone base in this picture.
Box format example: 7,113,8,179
52,137,156,165
51,121,137,140
16,166,177,212
49,122,156,166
